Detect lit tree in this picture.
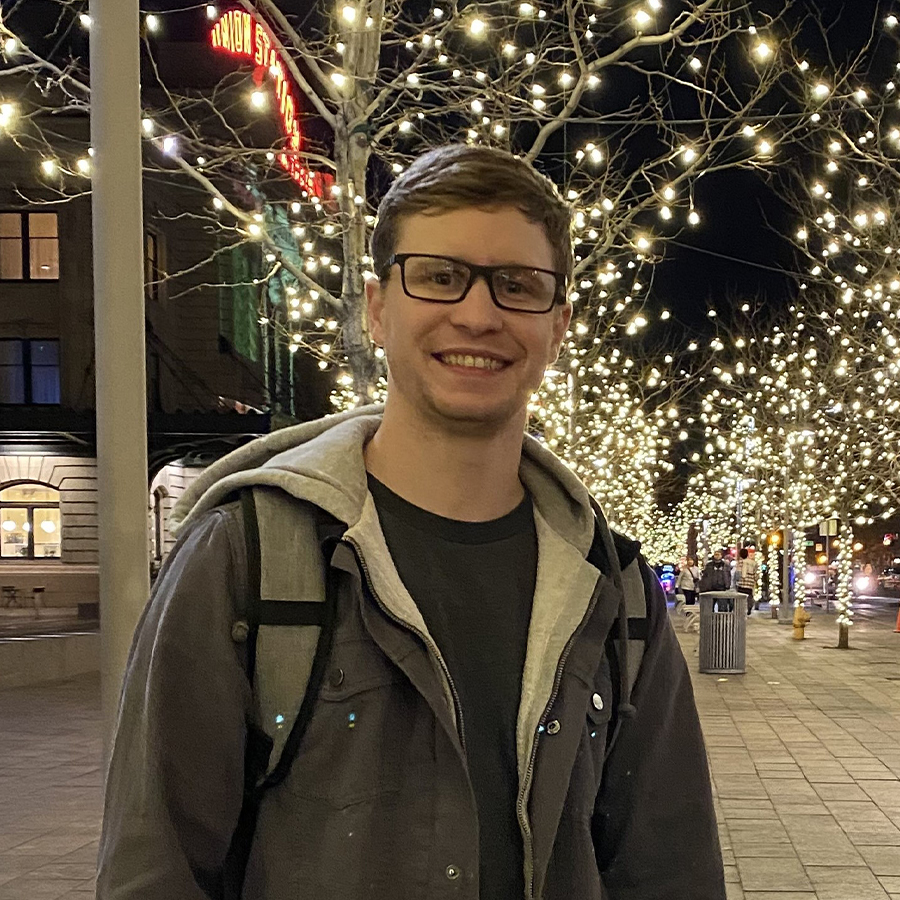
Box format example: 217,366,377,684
531,340,705,539
0,0,849,404
692,297,899,645
4,1,896,548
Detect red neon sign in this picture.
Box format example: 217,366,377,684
210,9,332,199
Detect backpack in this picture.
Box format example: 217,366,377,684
223,486,650,898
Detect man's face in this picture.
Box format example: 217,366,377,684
714,551,722,561
367,205,572,435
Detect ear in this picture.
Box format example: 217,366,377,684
550,302,573,360
366,277,385,347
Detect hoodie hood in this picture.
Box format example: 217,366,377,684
171,403,599,558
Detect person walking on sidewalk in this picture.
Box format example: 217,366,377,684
737,546,760,616
699,549,730,593
676,555,702,605
97,143,725,900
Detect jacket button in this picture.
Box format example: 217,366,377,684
445,865,461,880
330,667,345,687
546,719,561,735
592,693,604,711
231,620,249,643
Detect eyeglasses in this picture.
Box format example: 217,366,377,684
382,253,567,314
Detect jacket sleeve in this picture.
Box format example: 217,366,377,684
96,505,252,900
592,564,726,900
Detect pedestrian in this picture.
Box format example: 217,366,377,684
699,549,730,593
676,555,702,605
97,144,725,900
736,546,759,616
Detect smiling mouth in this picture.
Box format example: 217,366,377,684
434,353,510,372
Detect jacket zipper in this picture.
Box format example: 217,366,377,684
516,572,604,900
343,536,467,753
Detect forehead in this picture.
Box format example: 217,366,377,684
394,205,556,269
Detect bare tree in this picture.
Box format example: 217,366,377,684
1,0,825,405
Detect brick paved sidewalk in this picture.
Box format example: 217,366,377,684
0,676,101,899
682,606,900,900
0,606,898,898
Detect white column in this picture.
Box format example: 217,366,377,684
89,0,150,761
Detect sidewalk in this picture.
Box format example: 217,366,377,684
0,676,101,898
0,607,898,898
684,605,900,899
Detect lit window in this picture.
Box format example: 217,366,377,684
0,483,61,560
0,212,59,280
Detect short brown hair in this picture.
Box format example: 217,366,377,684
370,144,574,282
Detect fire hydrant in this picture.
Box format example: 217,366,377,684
792,605,811,640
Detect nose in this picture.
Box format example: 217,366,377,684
448,273,504,333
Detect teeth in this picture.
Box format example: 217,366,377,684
441,353,505,371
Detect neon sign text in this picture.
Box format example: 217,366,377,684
210,10,332,198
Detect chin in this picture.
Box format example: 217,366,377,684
425,394,527,433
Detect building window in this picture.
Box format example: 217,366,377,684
0,212,59,281
0,483,62,560
145,229,164,301
0,339,60,405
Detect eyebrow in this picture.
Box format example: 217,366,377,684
399,252,556,271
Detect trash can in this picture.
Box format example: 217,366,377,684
698,591,747,674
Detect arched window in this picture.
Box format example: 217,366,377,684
0,483,61,560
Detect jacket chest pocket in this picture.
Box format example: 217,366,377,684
285,637,417,809
569,657,614,814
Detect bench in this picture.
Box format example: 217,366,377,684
674,594,701,633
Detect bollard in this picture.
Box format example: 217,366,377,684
792,605,811,640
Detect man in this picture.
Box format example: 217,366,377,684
98,144,725,899
699,549,730,594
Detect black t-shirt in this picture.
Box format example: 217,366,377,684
368,475,537,900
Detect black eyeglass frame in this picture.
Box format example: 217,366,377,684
381,253,568,314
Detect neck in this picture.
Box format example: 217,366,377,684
364,400,527,522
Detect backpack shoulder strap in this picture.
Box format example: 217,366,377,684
586,503,650,758
224,487,344,899
237,486,345,776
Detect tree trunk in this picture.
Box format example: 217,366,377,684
837,621,849,650
335,116,375,400
835,517,853,649
333,0,384,402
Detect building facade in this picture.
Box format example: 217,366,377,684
0,96,325,612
